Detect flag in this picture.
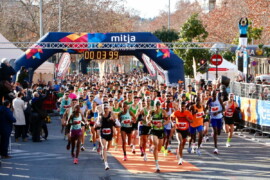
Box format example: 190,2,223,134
193,57,197,78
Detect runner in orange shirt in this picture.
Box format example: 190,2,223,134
189,96,205,155
171,101,193,165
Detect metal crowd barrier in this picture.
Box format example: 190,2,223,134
230,81,270,101
230,81,270,136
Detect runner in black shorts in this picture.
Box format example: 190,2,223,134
147,101,168,173
96,103,120,170
223,93,238,147
118,102,136,161
171,102,193,165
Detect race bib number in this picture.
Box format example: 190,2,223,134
196,112,204,118
225,109,234,117
152,120,162,125
176,122,188,130
123,119,131,124
211,106,219,112
102,128,111,135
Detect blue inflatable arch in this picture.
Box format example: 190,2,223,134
15,32,184,84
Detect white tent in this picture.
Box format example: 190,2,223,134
32,61,55,84
196,58,238,81
0,33,24,60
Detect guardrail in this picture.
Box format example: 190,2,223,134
230,81,270,101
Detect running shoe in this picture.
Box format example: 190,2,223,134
73,158,78,164
178,158,183,165
143,154,148,161
213,148,219,154
167,146,171,153
203,136,207,143
187,147,192,154
163,150,168,156
105,162,110,170
132,148,136,154
81,145,85,151
97,147,101,154
92,147,97,151
226,142,231,147
196,148,201,156
71,152,75,158
66,143,70,150
161,146,165,153
191,148,195,154
155,163,160,173
89,136,92,142
141,151,144,157
123,155,127,161
206,136,209,142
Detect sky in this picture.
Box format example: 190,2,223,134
124,0,180,19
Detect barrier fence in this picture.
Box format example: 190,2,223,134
230,82,270,134
230,81,270,101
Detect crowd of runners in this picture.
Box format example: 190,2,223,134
58,72,238,173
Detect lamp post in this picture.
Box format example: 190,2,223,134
58,0,61,32
168,0,170,30
39,0,43,38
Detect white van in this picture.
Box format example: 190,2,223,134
255,75,270,83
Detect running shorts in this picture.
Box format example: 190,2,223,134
189,125,204,134
70,129,82,139
224,117,234,125
211,118,223,129
164,128,171,137
176,129,189,139
139,126,151,136
132,122,139,130
121,127,133,134
151,129,164,139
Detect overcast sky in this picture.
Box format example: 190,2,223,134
124,0,179,19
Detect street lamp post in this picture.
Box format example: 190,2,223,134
39,0,43,38
58,0,61,32
168,0,170,30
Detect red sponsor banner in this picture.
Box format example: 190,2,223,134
141,54,156,77
57,53,71,80
208,68,229,71
150,60,166,81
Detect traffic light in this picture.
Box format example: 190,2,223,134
198,59,208,72
200,59,206,66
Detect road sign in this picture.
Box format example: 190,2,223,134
208,68,229,71
210,54,223,66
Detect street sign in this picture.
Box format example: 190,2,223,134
208,68,229,71
210,54,223,66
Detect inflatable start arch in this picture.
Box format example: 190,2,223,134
15,32,184,84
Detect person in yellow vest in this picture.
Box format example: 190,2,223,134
186,85,196,100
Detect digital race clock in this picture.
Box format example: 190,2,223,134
84,51,119,60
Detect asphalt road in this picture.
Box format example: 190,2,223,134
1,116,270,180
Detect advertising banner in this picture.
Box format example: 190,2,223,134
257,100,270,126
141,54,156,77
57,53,71,80
150,59,167,82
240,97,257,124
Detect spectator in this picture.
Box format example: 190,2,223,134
0,100,16,159
30,92,48,142
16,66,29,89
13,92,27,142
0,58,16,105
261,87,270,100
